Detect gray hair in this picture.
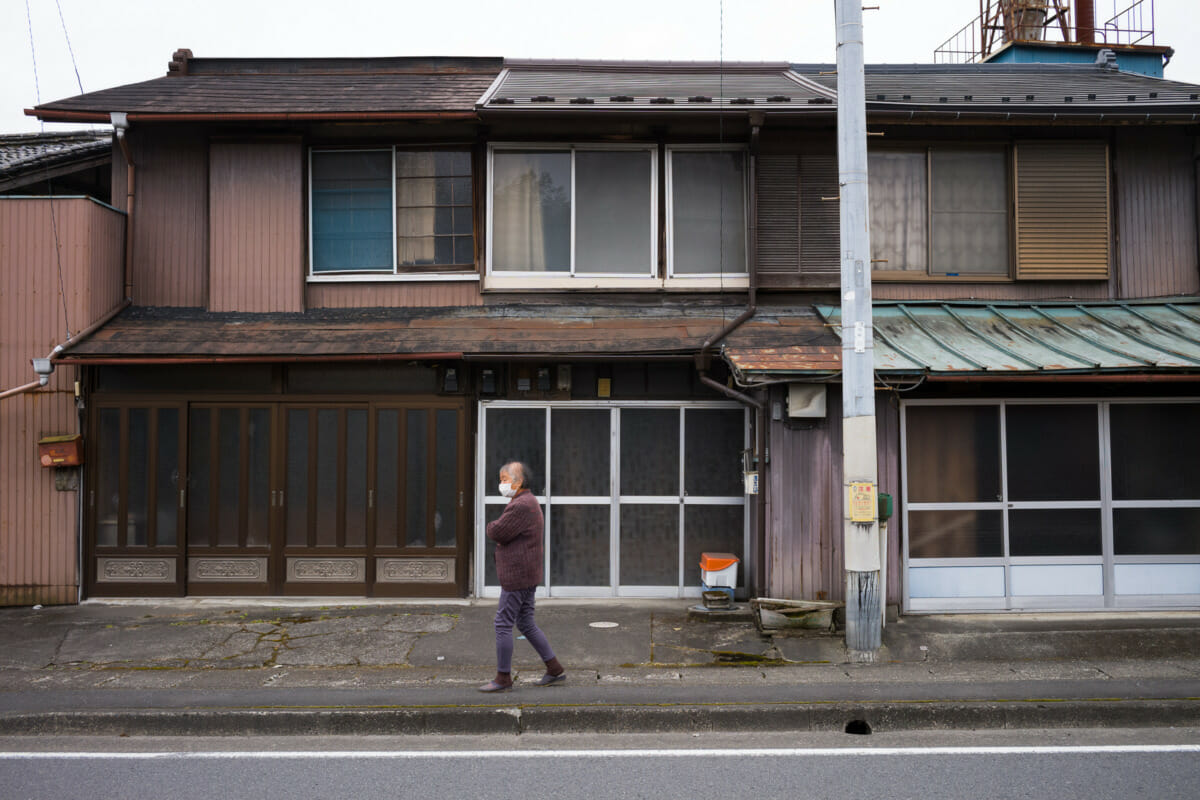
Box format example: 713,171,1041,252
503,461,532,490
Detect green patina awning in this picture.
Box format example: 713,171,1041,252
725,300,1200,380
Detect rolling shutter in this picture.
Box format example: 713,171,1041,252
1015,141,1110,280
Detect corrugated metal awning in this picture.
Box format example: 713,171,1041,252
724,300,1200,380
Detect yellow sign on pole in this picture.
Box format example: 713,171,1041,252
849,482,877,523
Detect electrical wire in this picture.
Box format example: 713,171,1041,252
26,0,73,340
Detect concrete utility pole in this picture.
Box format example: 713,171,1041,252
834,0,882,657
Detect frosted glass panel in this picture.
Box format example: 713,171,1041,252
126,409,148,547
315,410,338,547
930,149,1008,275
435,409,458,548
406,410,429,548
671,151,746,274
375,410,400,548
154,409,180,548
621,409,679,496
286,409,309,547
551,410,609,496
550,505,609,586
684,409,743,497
1011,565,1103,597
97,409,121,548
1114,563,1200,595
485,408,546,495
576,150,653,274
869,151,927,272
909,566,1006,598
345,409,367,547
683,505,744,586
245,408,271,547
620,505,679,586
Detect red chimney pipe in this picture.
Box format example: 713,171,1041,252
1076,0,1096,45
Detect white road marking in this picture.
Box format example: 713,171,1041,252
1,745,1198,759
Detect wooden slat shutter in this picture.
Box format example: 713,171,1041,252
1015,141,1110,280
799,154,840,274
756,155,800,274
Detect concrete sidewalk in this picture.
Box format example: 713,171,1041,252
1,599,1198,736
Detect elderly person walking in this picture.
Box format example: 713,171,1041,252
479,461,566,693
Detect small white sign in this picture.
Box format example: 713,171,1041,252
744,471,759,495
854,321,866,353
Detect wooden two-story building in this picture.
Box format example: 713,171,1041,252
3,47,1198,611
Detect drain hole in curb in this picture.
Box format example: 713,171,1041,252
844,719,872,735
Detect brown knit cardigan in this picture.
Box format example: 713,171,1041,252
486,490,544,591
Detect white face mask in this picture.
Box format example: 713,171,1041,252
498,482,516,498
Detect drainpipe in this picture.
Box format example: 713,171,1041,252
112,112,134,302
696,113,763,382
694,113,767,594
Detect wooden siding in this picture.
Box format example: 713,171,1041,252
1114,129,1200,299
1015,141,1111,280
765,385,902,605
209,141,304,313
0,198,125,605
129,131,208,307
307,281,482,308
874,279,1112,301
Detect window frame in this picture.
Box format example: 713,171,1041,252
869,143,1014,283
307,145,480,283
485,142,660,280
665,144,751,280
900,397,1200,612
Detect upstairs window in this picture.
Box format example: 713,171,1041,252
489,145,656,276
668,148,748,277
309,147,475,277
869,146,1010,278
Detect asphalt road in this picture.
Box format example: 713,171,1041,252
2,731,1198,800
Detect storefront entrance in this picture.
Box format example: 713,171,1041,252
901,399,1200,611
87,398,469,597
477,401,748,598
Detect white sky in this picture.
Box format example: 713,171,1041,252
3,0,1199,133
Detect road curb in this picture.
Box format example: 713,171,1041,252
2,698,1197,737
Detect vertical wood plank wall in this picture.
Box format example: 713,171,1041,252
307,281,483,308
0,199,125,605
209,141,304,313
130,131,209,307
765,386,902,606
1115,129,1200,299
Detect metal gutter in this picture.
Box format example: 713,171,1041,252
54,352,463,366
28,110,479,123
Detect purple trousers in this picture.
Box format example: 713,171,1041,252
494,587,555,674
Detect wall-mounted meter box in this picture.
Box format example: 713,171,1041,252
787,383,827,418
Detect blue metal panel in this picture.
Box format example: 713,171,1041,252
985,44,1164,78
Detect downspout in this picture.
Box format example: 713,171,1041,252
112,112,134,302
696,113,763,385
694,113,767,594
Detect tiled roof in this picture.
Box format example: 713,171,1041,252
0,131,111,190
796,62,1200,111
57,302,836,361
33,57,503,119
479,61,833,111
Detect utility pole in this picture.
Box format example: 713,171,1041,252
834,0,882,658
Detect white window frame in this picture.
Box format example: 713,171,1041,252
307,145,481,283
485,143,660,287
476,400,748,599
900,397,1200,613
665,144,750,280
